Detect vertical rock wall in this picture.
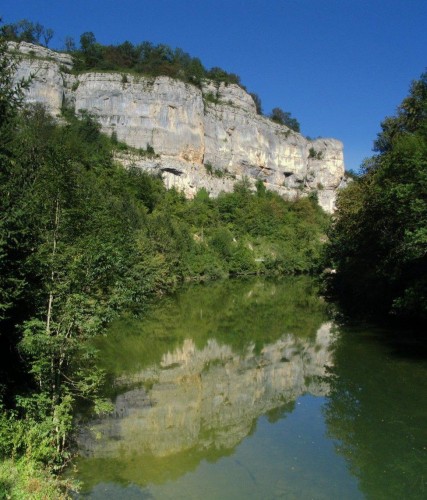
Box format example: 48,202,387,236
11,41,345,212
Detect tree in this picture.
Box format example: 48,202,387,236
250,92,263,115
206,66,241,86
325,71,427,321
78,31,103,68
0,102,157,461
42,28,54,47
64,36,75,52
0,19,53,46
80,31,96,52
270,107,300,132
373,72,427,154
0,34,31,322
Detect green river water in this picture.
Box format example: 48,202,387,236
72,277,427,499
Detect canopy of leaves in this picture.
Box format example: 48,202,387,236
0,19,53,47
325,71,427,322
61,31,243,88
270,107,301,132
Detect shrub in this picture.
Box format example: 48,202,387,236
308,147,324,160
270,108,300,132
204,92,219,104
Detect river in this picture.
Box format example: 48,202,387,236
72,276,427,499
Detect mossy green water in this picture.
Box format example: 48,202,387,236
93,276,328,380
72,277,427,499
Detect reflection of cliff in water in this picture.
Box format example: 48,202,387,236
78,322,334,461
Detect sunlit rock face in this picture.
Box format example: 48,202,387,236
73,73,206,162
11,42,345,212
10,41,72,116
77,322,334,459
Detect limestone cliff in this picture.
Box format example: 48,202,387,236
11,41,345,212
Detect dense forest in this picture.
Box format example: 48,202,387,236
325,71,427,322
0,35,327,496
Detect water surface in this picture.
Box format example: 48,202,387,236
73,277,427,499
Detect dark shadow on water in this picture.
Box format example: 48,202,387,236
330,308,427,361
324,315,427,500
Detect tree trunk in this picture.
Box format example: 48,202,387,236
46,196,60,334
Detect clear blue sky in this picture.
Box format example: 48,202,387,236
2,0,426,172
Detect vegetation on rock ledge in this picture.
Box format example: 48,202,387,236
1,18,303,127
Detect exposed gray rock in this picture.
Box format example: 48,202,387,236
11,42,346,212
10,41,68,116
8,41,73,68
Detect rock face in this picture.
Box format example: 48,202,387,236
11,42,345,212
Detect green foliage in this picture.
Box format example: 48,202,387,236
64,36,75,53
325,71,427,321
270,107,301,132
0,457,70,499
77,31,102,69
0,97,170,477
203,162,225,178
145,143,155,155
373,72,427,154
0,19,54,47
308,147,324,160
209,227,234,259
204,91,219,105
255,179,267,197
176,183,330,278
0,36,29,145
205,66,242,87
250,92,263,115
345,168,360,180
67,33,245,90
111,130,118,144
0,36,32,324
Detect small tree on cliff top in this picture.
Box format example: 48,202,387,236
270,107,300,132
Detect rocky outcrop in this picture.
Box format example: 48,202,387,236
11,42,345,212
77,322,333,459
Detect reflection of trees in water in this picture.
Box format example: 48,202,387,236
95,276,329,378
324,326,427,499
